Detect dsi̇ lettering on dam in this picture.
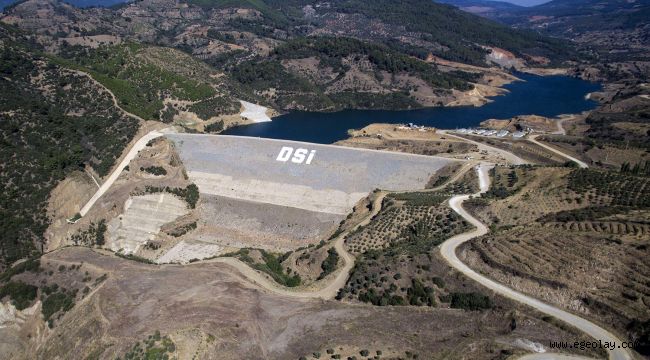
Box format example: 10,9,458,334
276,146,316,165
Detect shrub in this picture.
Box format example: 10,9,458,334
450,292,492,311
360,349,369,356
0,281,38,310
42,291,74,321
317,248,339,280
140,165,167,176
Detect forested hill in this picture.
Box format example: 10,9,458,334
0,24,140,268
2,0,573,67
0,0,578,113
441,0,650,35
185,0,572,64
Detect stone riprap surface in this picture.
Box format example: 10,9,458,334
107,193,189,254
166,134,456,249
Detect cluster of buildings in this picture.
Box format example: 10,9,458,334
454,128,527,138
396,123,434,132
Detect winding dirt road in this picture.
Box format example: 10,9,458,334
440,165,631,360
202,161,477,299
73,109,628,358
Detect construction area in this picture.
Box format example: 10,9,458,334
165,134,456,251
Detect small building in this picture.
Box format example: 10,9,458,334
496,130,509,137
512,131,526,138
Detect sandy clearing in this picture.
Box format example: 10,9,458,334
240,100,272,123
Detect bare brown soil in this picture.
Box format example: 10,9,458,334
0,247,599,360
48,135,196,260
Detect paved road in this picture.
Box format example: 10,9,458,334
440,165,632,360
528,134,589,168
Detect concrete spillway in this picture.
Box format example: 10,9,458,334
166,134,456,249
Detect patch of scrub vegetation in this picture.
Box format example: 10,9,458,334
204,120,225,133
187,96,239,121
115,252,156,265
482,166,529,200
141,165,168,176
0,281,38,310
0,25,139,268
166,221,198,237
300,347,420,360
68,220,107,246
119,330,176,360
447,292,493,311
316,248,339,280
339,193,477,307
0,258,41,283
143,184,200,209
41,283,76,327
227,248,301,287
56,43,217,120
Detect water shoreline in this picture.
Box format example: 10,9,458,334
224,73,601,144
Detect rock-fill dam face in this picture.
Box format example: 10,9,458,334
166,134,456,250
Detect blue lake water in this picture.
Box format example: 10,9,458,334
224,72,601,144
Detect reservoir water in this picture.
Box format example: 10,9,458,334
224,72,601,144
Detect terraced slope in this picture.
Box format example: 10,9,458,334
461,166,650,354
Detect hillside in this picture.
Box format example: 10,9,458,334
435,0,522,17
0,24,139,268
1,0,575,111
442,0,650,51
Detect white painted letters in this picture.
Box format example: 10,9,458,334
292,148,308,163
305,150,316,165
276,147,316,165
276,146,293,162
